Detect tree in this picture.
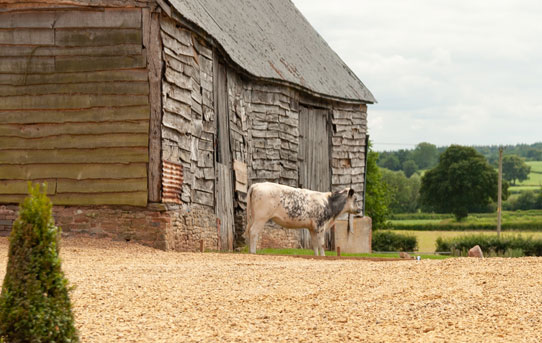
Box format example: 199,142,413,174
412,142,439,170
381,169,421,213
402,160,418,178
365,144,391,229
0,184,78,343
378,154,401,171
502,155,531,185
420,145,501,221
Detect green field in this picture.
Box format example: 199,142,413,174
386,230,542,253
509,161,542,190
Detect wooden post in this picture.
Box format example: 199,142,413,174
497,147,503,237
337,246,341,257
200,239,204,253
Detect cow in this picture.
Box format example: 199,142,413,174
245,182,361,256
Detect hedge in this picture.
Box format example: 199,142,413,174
436,234,542,257
390,222,542,231
372,231,418,252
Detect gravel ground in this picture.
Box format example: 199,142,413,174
1,236,541,343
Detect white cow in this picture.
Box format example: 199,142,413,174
246,182,361,256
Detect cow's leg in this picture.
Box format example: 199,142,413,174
309,229,319,256
248,219,265,254
318,230,326,257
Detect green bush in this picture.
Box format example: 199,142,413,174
436,234,542,257
372,231,418,252
0,184,79,343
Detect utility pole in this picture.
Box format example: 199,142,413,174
497,147,503,237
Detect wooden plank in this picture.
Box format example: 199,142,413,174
0,81,149,96
233,159,247,193
55,55,146,72
160,31,192,57
0,9,141,29
55,28,142,47
0,70,148,85
0,134,148,149
0,163,147,180
0,94,148,110
0,44,143,57
0,106,150,124
57,178,147,194
55,8,141,28
0,121,149,138
0,192,148,207
0,180,56,195
0,70,147,86
147,11,163,203
160,16,191,46
0,28,54,45
0,147,148,164
0,57,55,73
0,11,56,28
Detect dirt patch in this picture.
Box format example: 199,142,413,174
1,236,541,342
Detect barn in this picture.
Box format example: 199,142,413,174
0,0,375,251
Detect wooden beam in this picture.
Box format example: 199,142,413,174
0,81,149,97
0,133,149,150
57,178,147,194
0,70,148,86
0,192,148,207
147,11,163,202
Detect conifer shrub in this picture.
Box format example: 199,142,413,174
0,184,78,343
372,231,418,252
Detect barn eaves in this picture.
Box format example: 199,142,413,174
165,0,376,104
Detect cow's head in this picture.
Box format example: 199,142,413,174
344,188,362,215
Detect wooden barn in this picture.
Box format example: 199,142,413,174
0,0,375,251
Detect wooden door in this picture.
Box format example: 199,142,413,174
298,106,331,248
214,56,234,251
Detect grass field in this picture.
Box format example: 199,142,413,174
386,230,542,253
252,247,449,259
509,161,542,190
390,209,542,231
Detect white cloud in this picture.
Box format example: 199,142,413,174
292,0,542,151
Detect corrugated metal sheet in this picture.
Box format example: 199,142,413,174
167,0,376,104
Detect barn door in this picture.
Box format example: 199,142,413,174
298,106,331,248
214,56,234,251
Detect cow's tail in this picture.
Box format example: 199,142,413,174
245,185,255,237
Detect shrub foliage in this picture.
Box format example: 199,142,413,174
436,234,542,257
372,231,418,252
0,184,78,343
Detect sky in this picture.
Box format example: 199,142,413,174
291,0,542,151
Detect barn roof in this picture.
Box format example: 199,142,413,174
166,0,376,104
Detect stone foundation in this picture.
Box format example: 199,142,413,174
0,204,218,252
258,223,302,250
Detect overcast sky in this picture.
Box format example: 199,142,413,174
291,0,542,151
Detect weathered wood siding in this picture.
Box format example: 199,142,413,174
330,103,368,209
159,16,215,208
0,7,150,206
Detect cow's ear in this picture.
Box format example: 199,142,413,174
348,188,354,197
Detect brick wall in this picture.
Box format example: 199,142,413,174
0,204,219,252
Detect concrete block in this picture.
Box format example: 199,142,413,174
333,216,372,254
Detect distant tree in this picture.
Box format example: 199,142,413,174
402,160,418,178
378,154,401,171
420,145,501,221
502,155,531,185
525,148,542,161
536,188,542,209
381,169,421,213
513,191,538,211
365,144,391,229
412,142,439,169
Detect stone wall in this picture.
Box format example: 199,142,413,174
0,204,218,252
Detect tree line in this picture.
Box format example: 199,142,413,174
366,142,542,228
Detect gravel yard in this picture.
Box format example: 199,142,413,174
1,236,541,343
